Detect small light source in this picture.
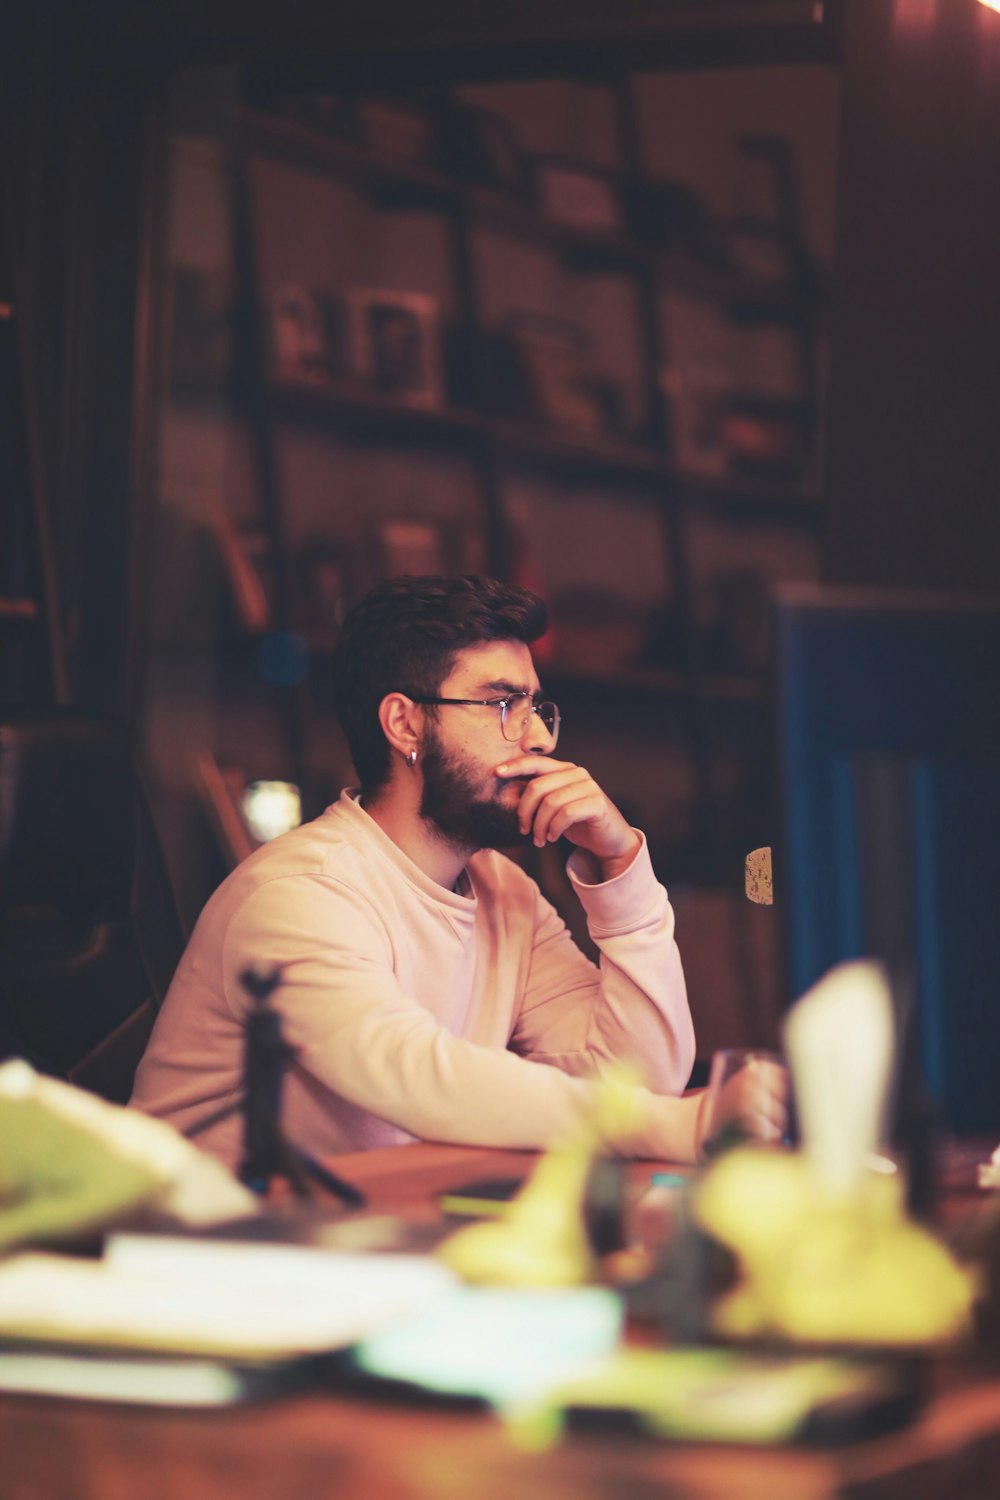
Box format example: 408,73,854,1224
241,781,302,844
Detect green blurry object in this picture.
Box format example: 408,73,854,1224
0,1059,255,1253
507,1346,915,1449
0,1093,164,1253
692,1146,977,1349
438,1067,642,1289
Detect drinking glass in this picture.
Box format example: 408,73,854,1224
704,1047,788,1153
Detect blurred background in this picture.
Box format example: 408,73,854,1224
3,0,999,1071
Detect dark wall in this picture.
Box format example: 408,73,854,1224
1,6,168,720
825,0,1000,594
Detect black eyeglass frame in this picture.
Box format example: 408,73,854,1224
406,693,560,745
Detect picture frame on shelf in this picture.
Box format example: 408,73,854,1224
349,288,444,407
271,284,331,382
533,156,624,234
507,312,612,438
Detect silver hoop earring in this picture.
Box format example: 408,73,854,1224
406,748,418,768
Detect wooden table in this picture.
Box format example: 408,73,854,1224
4,1141,1000,1500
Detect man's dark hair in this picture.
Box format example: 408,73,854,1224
332,573,548,795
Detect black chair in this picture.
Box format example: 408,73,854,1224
0,708,186,1103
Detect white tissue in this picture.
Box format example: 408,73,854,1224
782,961,894,1197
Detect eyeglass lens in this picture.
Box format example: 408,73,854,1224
501,696,559,743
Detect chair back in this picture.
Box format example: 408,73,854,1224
0,708,186,1102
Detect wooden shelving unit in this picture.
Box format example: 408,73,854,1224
156,62,832,893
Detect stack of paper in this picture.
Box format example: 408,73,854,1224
0,1236,457,1405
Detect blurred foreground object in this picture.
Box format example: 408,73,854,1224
438,1069,641,1288
784,959,894,1196
694,1146,974,1347
0,1060,255,1252
691,963,975,1347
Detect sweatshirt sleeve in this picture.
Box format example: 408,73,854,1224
220,868,702,1162
507,834,695,1096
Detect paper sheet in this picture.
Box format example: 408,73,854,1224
0,1237,456,1360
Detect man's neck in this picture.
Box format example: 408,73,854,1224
362,789,472,892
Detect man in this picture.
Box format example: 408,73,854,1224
132,574,786,1167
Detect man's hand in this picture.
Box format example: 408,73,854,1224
496,754,641,878
698,1057,790,1157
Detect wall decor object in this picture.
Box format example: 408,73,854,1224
271,284,329,380
349,289,444,407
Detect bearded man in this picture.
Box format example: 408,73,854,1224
132,574,786,1167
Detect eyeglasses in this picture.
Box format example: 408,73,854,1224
408,692,560,746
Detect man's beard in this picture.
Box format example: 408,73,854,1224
419,732,530,851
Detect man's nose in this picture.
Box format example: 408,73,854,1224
521,707,555,753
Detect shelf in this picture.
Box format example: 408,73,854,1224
265,371,669,478
167,367,822,523
242,108,824,322
259,374,820,514
240,111,456,210
653,253,823,320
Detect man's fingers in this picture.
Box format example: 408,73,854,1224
497,754,635,864
529,787,607,846
515,767,593,835
496,754,572,779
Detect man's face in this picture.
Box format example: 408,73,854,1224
417,640,554,852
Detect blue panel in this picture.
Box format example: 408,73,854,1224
773,587,1000,1135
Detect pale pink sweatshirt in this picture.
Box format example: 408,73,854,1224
131,789,701,1166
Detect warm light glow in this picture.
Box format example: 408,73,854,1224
978,0,1000,14
241,780,301,843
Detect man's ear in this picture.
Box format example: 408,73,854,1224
378,692,424,761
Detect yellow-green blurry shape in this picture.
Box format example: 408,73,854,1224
693,1147,976,1347
506,1347,902,1450
438,1066,642,1289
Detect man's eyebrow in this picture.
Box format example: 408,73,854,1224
479,679,540,697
